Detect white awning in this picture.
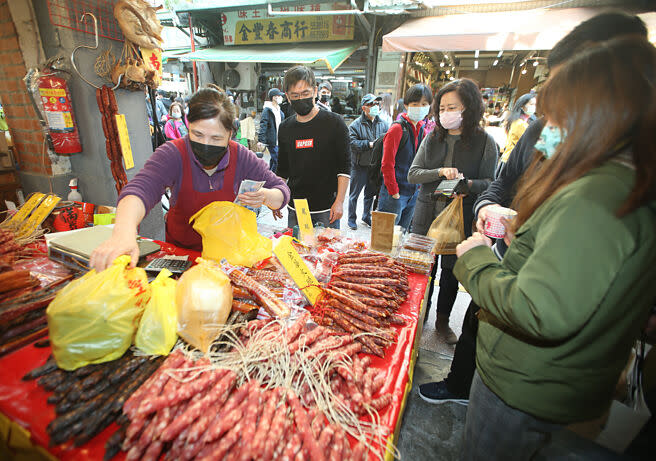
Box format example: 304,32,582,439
383,8,656,52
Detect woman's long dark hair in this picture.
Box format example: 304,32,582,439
511,36,656,229
432,78,484,143
187,84,236,132
504,93,534,133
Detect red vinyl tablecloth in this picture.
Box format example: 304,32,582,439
0,240,429,461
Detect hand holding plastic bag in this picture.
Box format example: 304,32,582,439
47,255,150,370
135,269,178,356
190,201,272,267
427,195,465,255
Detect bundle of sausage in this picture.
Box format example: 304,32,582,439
239,314,391,417
96,85,128,194
22,350,163,450
0,228,22,265
310,251,410,356
0,272,71,357
231,266,293,314
120,363,368,461
224,265,291,318
119,316,392,460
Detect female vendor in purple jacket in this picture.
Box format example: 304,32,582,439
90,85,290,271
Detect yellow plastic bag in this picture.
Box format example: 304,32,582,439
190,201,272,267
135,269,178,356
47,255,150,370
427,195,465,255
176,258,233,354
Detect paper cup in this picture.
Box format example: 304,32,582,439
484,206,517,239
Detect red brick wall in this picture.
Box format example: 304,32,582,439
0,0,51,175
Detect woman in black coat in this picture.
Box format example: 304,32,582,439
408,79,497,343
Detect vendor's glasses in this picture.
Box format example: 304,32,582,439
365,102,380,107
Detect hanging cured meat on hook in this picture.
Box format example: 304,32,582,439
96,0,164,91
114,0,163,50
96,86,128,194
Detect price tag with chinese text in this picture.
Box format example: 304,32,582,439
273,235,321,305
293,199,314,244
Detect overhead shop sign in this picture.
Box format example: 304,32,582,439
221,2,354,46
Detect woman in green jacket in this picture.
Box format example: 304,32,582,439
454,36,656,460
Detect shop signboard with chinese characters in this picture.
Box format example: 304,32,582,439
221,3,354,46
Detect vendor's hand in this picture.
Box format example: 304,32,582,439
329,200,343,224
501,216,515,247
456,232,493,258
237,188,272,209
89,230,139,272
257,142,265,151
439,167,460,180
392,193,401,199
475,204,498,234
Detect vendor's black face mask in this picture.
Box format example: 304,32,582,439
320,94,330,103
190,140,228,167
291,97,315,116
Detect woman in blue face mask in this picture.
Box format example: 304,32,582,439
454,36,656,459
408,78,498,345
90,84,291,271
377,84,433,230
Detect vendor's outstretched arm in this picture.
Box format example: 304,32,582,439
89,195,146,271
237,187,284,210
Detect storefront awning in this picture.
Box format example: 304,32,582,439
162,48,191,63
176,42,361,74
383,8,656,52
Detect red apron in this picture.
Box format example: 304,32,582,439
165,138,239,250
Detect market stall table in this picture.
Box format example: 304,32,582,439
0,240,430,461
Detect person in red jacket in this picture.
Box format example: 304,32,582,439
377,84,432,229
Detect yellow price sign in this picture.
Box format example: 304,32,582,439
16,194,60,239
6,192,45,228
273,235,322,305
293,199,314,244
114,114,134,170
140,47,163,79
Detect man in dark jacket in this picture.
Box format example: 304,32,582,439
258,88,285,172
347,94,389,229
418,11,649,405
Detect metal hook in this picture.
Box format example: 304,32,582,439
71,12,124,91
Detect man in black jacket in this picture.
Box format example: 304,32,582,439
347,94,389,229
418,11,649,405
258,88,285,172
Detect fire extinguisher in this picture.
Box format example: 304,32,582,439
35,72,82,154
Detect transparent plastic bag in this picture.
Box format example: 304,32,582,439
176,258,232,354
135,269,178,356
47,255,150,370
427,195,465,255
190,201,272,267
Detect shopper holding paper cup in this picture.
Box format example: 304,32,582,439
455,36,656,459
